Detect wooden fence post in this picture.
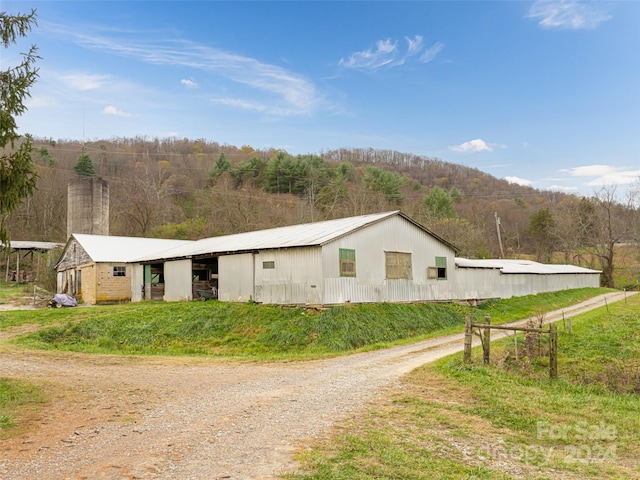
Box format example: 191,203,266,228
483,315,491,365
464,316,472,363
549,323,558,379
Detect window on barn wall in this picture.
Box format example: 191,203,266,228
113,266,126,277
339,248,356,277
385,252,412,279
428,256,447,280
263,261,275,269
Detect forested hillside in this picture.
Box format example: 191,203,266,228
6,136,639,288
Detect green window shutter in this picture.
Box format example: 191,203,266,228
340,248,356,261
339,248,356,277
435,256,447,279
144,264,151,283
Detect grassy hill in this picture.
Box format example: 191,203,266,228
288,293,640,480
4,288,612,359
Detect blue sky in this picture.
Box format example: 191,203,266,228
5,1,640,197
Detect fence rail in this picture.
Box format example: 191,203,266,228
463,315,558,379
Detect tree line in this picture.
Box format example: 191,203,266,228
4,136,639,288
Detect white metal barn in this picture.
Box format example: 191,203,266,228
453,258,601,301
133,211,459,305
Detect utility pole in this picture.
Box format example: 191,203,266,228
495,211,504,258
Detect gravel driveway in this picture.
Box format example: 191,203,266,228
0,292,631,479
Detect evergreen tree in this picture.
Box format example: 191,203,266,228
74,153,96,176
423,186,456,220
0,9,39,244
208,152,231,179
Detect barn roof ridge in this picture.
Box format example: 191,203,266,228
133,210,450,263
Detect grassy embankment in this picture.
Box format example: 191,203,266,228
2,287,614,359
287,293,640,480
0,287,621,443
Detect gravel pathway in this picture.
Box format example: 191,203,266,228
0,292,632,479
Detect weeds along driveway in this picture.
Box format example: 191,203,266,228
0,291,633,480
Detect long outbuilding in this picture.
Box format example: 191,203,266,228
129,211,601,305
132,211,459,305
55,211,602,305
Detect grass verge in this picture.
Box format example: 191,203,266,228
3,288,612,359
0,378,47,439
286,294,640,480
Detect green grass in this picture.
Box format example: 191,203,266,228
0,281,32,305
0,378,46,437
11,301,468,358
2,288,611,359
287,294,640,480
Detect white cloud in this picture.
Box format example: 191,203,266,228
419,41,445,64
66,31,321,116
339,38,400,70
548,184,579,192
211,97,266,112
504,176,533,187
449,138,493,153
562,164,640,186
406,35,424,56
181,78,198,88
61,73,111,91
528,0,612,30
340,35,443,71
103,105,132,117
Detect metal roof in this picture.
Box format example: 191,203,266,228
67,234,193,263
455,258,601,274
134,211,420,262
1,241,64,251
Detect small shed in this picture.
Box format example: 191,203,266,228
133,211,459,305
55,234,192,304
2,241,63,283
453,258,601,300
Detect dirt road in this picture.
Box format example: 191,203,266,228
0,291,633,479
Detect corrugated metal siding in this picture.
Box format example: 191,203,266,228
321,215,457,304
131,264,144,302
452,266,601,300
452,267,501,300
163,259,193,302
219,254,255,302
254,248,323,305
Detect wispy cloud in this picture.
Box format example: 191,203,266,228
449,138,496,153
211,97,267,113
406,35,424,56
340,35,444,71
63,29,321,116
420,41,445,64
339,38,400,70
528,1,612,30
60,73,111,91
181,78,198,89
562,164,640,186
504,176,533,187
548,184,579,192
103,105,132,117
